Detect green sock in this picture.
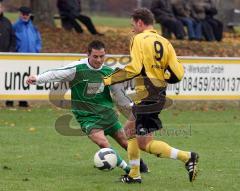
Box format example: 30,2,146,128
111,147,130,173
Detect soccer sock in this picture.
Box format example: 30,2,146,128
176,150,191,163
145,140,190,163
128,138,141,178
111,147,129,173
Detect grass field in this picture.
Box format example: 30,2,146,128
0,105,239,191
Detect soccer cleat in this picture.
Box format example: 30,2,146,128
121,174,142,184
140,158,150,173
185,152,199,182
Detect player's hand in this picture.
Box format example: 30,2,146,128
103,77,111,86
164,70,171,81
26,75,37,85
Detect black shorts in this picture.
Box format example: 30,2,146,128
134,101,164,136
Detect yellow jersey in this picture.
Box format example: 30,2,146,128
104,29,184,102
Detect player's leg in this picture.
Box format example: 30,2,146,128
88,128,127,170
134,110,191,162
123,119,150,173
120,118,142,183
135,110,199,182
88,125,128,173
88,128,110,148
109,121,149,174
137,134,191,162
110,128,128,149
137,134,199,182
104,123,130,173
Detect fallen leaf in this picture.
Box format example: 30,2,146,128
3,165,12,170
28,127,37,132
22,178,29,181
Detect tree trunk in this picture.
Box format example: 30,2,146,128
30,0,55,27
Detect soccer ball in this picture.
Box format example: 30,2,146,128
94,148,117,170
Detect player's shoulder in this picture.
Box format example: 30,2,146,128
135,30,170,43
102,65,114,73
134,32,146,41
134,29,156,37
146,31,172,49
156,35,172,48
69,58,88,68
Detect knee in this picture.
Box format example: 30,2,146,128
120,139,128,150
92,136,109,148
138,141,147,151
98,140,110,148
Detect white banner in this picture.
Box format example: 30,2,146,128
0,53,240,100
167,58,240,99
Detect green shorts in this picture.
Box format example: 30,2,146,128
80,121,123,136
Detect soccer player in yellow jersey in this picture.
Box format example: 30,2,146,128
104,8,199,183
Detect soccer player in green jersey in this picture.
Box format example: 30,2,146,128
26,40,148,174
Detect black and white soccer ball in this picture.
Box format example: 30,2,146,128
94,148,117,170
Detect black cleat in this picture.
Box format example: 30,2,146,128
140,158,150,173
185,152,199,182
121,174,142,184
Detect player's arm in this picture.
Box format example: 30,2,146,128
26,62,77,85
110,83,133,108
104,37,143,86
164,43,184,84
110,82,134,118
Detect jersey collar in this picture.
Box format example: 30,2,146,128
143,29,158,34
86,58,103,71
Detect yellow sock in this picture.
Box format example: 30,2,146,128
128,138,140,178
177,150,191,163
145,140,190,163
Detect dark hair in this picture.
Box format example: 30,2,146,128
19,6,32,14
131,8,154,25
88,40,105,54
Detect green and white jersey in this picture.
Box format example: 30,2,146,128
36,58,124,131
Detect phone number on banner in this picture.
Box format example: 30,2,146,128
168,76,240,94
